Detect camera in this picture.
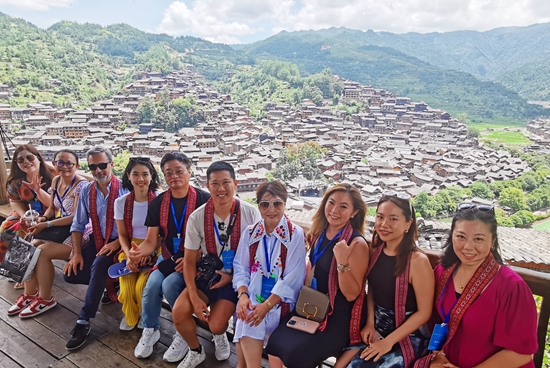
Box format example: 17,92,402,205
195,254,224,290
288,319,296,325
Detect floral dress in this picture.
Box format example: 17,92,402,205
232,216,307,345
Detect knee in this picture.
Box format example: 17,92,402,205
208,319,228,335
172,295,192,326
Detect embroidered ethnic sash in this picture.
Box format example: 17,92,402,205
158,186,197,259
413,253,499,368
248,215,294,320
204,198,241,255
368,245,415,368
123,190,157,240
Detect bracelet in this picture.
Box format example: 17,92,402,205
46,221,53,228
265,299,273,308
238,291,249,299
337,263,351,273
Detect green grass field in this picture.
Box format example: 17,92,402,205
533,218,550,231
479,129,532,147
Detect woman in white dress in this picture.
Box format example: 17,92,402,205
233,181,307,368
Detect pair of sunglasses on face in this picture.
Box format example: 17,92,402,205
89,162,111,171
16,154,36,164
258,200,285,210
55,161,76,169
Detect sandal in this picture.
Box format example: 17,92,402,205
14,282,24,290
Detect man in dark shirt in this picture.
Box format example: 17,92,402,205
128,153,209,363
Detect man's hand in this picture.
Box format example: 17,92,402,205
209,270,232,290
96,241,119,257
190,294,209,322
175,257,185,273
64,253,84,276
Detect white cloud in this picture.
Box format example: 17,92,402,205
0,0,74,11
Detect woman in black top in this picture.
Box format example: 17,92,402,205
265,184,369,368
344,191,433,368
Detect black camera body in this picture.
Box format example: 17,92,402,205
195,254,224,290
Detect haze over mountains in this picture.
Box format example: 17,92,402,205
1,11,549,124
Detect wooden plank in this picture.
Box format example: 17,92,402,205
0,298,69,359
0,351,22,368
98,329,169,368
0,319,57,367
48,358,79,368
65,340,140,368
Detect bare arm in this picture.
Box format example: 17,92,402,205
473,350,532,368
334,237,370,301
9,198,28,217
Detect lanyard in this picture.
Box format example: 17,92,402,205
439,277,459,324
262,235,278,274
310,227,344,266
214,219,228,256
54,176,76,217
170,200,187,238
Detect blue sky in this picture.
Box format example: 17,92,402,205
2,0,550,44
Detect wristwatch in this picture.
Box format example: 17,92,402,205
46,221,53,228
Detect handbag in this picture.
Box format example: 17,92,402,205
0,236,41,283
33,225,71,243
295,285,330,323
157,250,184,277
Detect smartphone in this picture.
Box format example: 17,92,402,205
286,316,320,334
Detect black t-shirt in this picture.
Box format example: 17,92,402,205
145,187,210,255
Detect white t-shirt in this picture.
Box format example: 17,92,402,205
184,199,261,259
114,192,149,240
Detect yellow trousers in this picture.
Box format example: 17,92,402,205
117,239,157,327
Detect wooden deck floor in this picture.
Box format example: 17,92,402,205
0,261,254,368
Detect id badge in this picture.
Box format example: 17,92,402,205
222,249,235,270
427,323,448,351
261,275,276,299
311,277,318,291
172,237,182,251
31,199,42,213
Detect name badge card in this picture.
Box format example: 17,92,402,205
172,237,181,251
261,275,276,299
31,199,42,213
222,249,235,270
427,323,448,351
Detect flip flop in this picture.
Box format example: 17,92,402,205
108,260,151,279
14,282,24,290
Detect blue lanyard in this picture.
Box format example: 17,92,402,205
439,276,460,324
170,200,187,238
54,176,76,217
263,235,278,274
310,227,344,266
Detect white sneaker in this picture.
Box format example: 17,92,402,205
177,347,206,368
212,333,230,361
119,317,136,331
134,327,160,358
137,318,144,330
163,332,189,362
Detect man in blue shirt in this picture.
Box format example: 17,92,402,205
63,146,128,350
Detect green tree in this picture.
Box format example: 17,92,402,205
470,181,494,200
497,217,515,227
137,96,155,124
413,192,436,218
498,187,526,211
271,142,327,182
112,150,132,177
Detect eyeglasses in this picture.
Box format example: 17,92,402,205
88,162,111,171
164,169,187,178
258,200,285,210
55,160,76,169
16,154,36,164
382,190,413,213
457,203,495,215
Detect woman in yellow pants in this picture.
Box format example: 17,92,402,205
114,157,161,330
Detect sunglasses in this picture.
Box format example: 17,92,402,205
16,154,36,164
258,200,285,210
457,203,495,215
382,190,413,213
88,162,111,171
55,160,76,169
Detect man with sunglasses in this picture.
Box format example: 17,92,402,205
63,146,128,350
171,161,260,368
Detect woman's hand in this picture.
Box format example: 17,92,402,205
245,302,271,327
126,258,139,272
359,338,394,362
236,294,253,321
28,222,47,236
429,351,452,368
361,322,375,344
333,239,355,265
128,242,143,264
22,173,46,193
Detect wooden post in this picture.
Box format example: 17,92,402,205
0,139,8,205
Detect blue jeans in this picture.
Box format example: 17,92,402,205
141,256,186,330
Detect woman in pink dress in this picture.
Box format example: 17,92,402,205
416,203,538,368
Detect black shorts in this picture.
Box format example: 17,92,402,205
200,283,238,305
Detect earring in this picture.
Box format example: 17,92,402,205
491,246,495,251
351,216,354,219
405,229,409,233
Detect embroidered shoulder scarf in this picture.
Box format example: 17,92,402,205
158,186,197,259
89,176,120,252
204,198,241,255
124,190,157,240
413,253,499,368
368,244,414,368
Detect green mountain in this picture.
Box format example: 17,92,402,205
241,29,546,122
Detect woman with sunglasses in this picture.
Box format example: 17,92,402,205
1,145,54,282
113,157,161,331
232,181,307,368
8,149,89,317
265,183,369,368
415,204,537,368
344,191,433,368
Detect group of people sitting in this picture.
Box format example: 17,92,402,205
0,144,539,368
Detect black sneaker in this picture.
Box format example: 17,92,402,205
66,323,91,350
100,289,111,304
